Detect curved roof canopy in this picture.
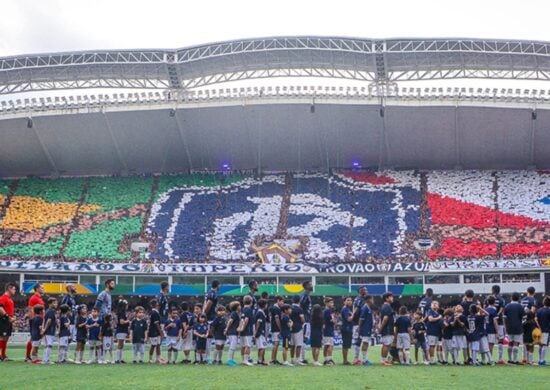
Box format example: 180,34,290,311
2,37,550,94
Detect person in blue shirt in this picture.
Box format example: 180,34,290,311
99,314,114,363
129,306,148,363
523,312,537,365
520,286,537,363
269,296,284,365
485,285,506,364
351,286,368,363
451,305,468,365
164,309,181,364
379,292,395,366
504,292,524,364
322,297,336,365
211,306,227,365
179,302,194,364
310,304,324,366
193,314,209,364
114,299,130,364
224,301,241,366
280,304,293,366
254,299,268,365
395,306,413,365
86,308,103,364
358,295,374,365
484,296,500,361
299,281,313,364
29,305,44,363
418,288,434,318
340,297,354,365
426,300,442,364
238,295,254,366
467,305,489,365
203,280,220,364
75,305,88,364
535,296,550,365
58,304,71,363
41,298,58,364
412,311,429,365
147,299,163,364
290,295,305,365
441,308,455,365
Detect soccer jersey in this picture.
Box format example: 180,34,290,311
442,318,453,340
101,322,114,338
165,318,181,337
76,315,88,340
61,294,77,323
193,323,209,338
485,295,506,325
226,311,240,336
116,311,129,334
536,306,550,333
485,307,498,334
380,303,394,336
211,316,227,340
281,313,292,338
460,300,476,316
270,305,281,332
240,306,254,336
87,317,102,341
95,290,112,318
0,293,15,317
452,314,467,336
323,309,334,337
520,296,537,315
30,316,42,341
59,315,71,338
290,304,304,333
340,306,353,334
352,295,366,325
254,309,267,338
413,321,426,343
157,292,169,321
504,302,524,334
299,292,312,322
418,296,432,317
44,308,57,336
180,311,194,331
130,318,147,343
359,305,373,337
205,289,218,321
28,293,45,319
467,314,485,341
148,309,162,338
426,309,442,337
395,315,412,334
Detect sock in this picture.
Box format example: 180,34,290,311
44,346,52,362
244,354,249,363
117,349,122,362
0,340,6,358
57,347,64,362
398,351,404,364
522,345,527,361
462,349,468,363
528,352,533,364
498,344,504,361
133,346,137,361
228,348,235,361
512,346,519,362
354,345,360,360
508,346,513,361
405,350,410,364
79,350,84,362
173,351,178,363
362,350,368,361
301,345,306,360
89,348,94,361
541,346,547,362
453,349,458,363
26,341,32,359
437,349,443,362
481,352,486,364
486,351,493,363
472,350,478,364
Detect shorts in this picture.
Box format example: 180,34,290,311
542,332,549,346
227,335,239,350
487,333,497,344
195,338,207,351
497,325,505,340
452,335,467,349
116,333,128,341
310,328,322,349
256,335,267,349
271,332,280,343
470,340,480,351
32,339,41,348
240,335,253,348
103,336,113,350
0,321,12,337
214,339,226,347
181,332,193,351
88,340,101,348
281,335,291,349
149,336,161,346
44,335,56,347
341,331,352,349
442,338,454,351
381,335,394,346
396,333,411,349
415,340,427,351
361,336,371,345
166,336,179,350
508,334,522,344
480,336,489,353
59,336,70,347
428,335,439,347
322,336,334,346
291,330,304,347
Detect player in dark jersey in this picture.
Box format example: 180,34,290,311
254,299,268,365
379,292,395,366
224,301,241,366
299,281,313,363
238,295,255,366
485,285,506,364
42,298,58,364
520,286,537,363
148,299,163,364
418,288,433,318
246,279,259,312
203,280,220,363
280,304,293,366
269,296,284,365
86,308,103,364
504,292,524,364
340,297,354,365
164,309,181,364
75,305,88,364
129,306,148,363
535,296,550,365
322,297,336,365
193,314,209,364
157,281,170,324
358,295,374,366
211,306,227,364
60,283,77,357
58,304,71,363
351,286,367,364
115,299,130,364
467,305,489,365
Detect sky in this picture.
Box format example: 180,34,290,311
1,0,549,100
1,0,549,56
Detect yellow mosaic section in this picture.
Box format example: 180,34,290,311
0,196,101,231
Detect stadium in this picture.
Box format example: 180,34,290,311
0,34,549,388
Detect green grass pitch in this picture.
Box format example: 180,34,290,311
0,345,548,389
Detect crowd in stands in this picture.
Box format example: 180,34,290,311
0,170,547,263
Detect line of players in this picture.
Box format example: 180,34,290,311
1,280,550,366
